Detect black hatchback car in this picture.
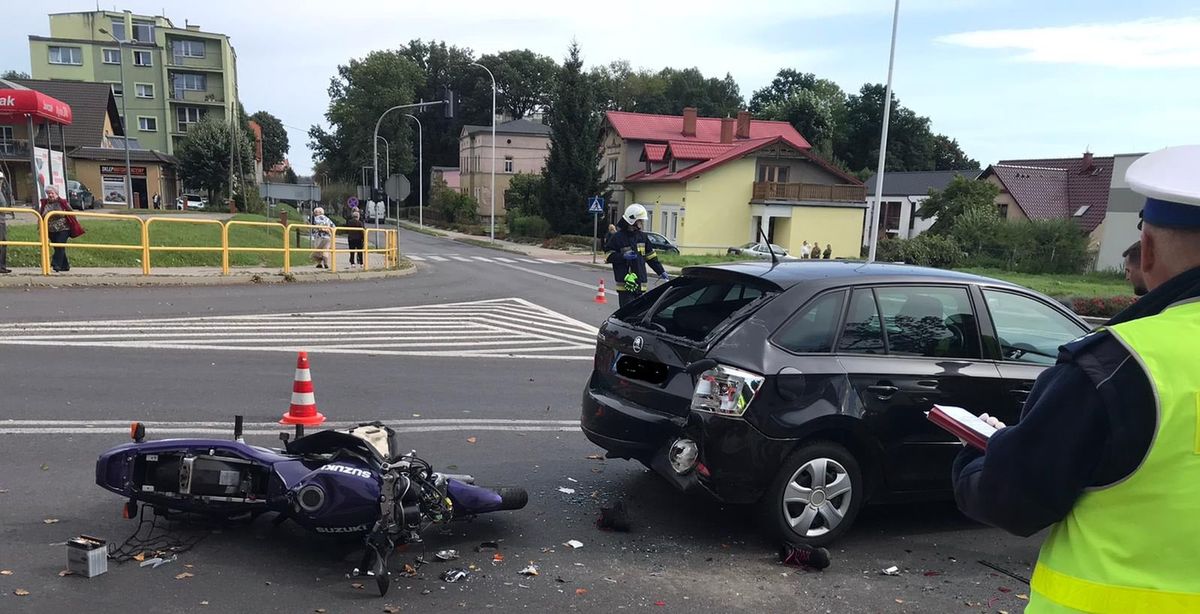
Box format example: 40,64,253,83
581,261,1090,545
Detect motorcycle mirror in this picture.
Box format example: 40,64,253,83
684,359,718,376
129,422,145,443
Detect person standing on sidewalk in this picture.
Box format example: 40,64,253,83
343,209,365,268
40,185,72,272
604,204,668,307
310,206,335,269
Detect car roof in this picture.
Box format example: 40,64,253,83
682,260,1027,292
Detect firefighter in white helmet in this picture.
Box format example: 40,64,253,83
604,203,668,307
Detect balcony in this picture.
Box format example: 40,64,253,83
0,139,32,160
169,89,224,105
752,181,866,203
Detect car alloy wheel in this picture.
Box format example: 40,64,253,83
781,457,853,538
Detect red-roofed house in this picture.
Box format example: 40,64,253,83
978,152,1114,245
602,107,866,257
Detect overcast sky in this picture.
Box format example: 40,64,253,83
7,1,1200,175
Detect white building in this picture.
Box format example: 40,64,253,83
862,170,979,246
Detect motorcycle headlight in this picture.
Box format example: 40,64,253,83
690,364,765,418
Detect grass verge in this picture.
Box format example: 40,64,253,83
956,267,1130,298
658,253,756,267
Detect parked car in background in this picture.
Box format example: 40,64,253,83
581,261,1090,545
645,232,680,255
67,180,95,210
727,242,791,260
176,194,207,210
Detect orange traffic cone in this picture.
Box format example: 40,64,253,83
594,279,608,304
281,351,326,426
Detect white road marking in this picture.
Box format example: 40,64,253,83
450,256,474,262
495,263,618,295
0,298,599,360
0,418,580,436
537,258,561,264
472,256,494,262
407,255,426,261
428,256,448,262
494,257,517,263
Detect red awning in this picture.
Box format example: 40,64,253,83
0,80,73,125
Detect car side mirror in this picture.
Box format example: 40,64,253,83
684,359,718,376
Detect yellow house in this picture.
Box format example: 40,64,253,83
623,131,866,259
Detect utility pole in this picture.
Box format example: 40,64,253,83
404,114,423,229
470,62,496,241
867,0,901,263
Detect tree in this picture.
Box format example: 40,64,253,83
1,70,30,80
590,63,742,116
250,110,289,170
931,135,979,171
841,83,978,174
504,172,543,218
916,175,1001,235
283,166,299,184
750,70,847,156
177,116,254,203
541,42,604,235
478,49,558,119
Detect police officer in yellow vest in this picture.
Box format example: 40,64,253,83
953,145,1200,613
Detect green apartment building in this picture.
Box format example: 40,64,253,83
29,10,238,156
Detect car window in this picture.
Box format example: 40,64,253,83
837,289,884,354
983,290,1087,365
619,278,777,342
875,286,981,359
775,291,846,354
739,242,757,249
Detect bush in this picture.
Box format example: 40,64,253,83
876,234,964,269
509,215,552,238
541,234,599,251
431,184,479,224
1068,295,1137,318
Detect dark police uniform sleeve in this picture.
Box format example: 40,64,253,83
952,332,1155,537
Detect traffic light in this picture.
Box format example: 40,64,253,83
442,88,455,119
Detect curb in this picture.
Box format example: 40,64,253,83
0,263,417,288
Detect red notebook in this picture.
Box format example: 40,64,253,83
926,405,998,451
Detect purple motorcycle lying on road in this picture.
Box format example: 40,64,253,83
96,418,528,595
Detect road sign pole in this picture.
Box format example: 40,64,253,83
592,212,598,264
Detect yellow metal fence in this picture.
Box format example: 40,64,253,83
0,210,398,276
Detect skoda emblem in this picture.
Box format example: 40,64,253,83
632,336,644,353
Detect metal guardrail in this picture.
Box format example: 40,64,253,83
0,212,398,276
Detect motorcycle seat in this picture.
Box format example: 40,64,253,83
286,422,401,464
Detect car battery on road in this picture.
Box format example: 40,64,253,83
66,535,108,577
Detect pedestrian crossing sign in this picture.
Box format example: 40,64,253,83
587,196,605,214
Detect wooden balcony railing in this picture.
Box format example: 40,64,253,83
752,181,866,203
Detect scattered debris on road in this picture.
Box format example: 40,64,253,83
175,571,194,580
434,549,459,561
978,560,1031,584
14,589,30,596
563,539,584,549
43,518,59,524
441,568,470,583
881,565,901,576
557,487,576,494
779,543,831,570
519,564,539,576
466,436,478,444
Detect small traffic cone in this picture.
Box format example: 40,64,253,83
594,279,608,304
281,351,326,426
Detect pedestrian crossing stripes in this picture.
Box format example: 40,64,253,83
0,298,600,360
405,253,565,265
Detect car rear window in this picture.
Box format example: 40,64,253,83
616,277,777,342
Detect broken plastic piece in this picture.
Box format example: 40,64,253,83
557,487,576,495
519,564,539,576
435,550,459,561
440,568,469,583
597,500,631,532
563,540,584,549
881,566,901,576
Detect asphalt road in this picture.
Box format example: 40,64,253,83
0,228,1040,613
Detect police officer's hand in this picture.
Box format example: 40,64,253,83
659,272,670,281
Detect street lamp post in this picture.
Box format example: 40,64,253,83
867,0,901,262
376,135,390,219
404,114,423,229
99,28,133,209
469,62,496,241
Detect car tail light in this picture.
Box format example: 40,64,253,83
690,364,765,418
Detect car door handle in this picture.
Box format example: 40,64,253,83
915,380,939,388
866,385,899,398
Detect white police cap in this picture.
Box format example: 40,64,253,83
1126,145,1200,227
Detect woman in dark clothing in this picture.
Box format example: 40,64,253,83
40,185,73,272
344,209,365,267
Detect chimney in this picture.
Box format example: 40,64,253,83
735,110,751,139
681,107,697,137
1081,151,1094,173
720,117,734,144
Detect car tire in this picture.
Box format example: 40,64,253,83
761,441,864,547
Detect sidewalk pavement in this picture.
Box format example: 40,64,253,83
399,222,685,274
0,253,412,288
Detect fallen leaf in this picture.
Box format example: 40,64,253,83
58,570,73,577
384,607,401,613
352,582,364,589
0,570,12,575
175,572,194,580
42,518,59,524
1016,594,1029,601
466,436,477,444
576,588,589,596
14,589,30,596
133,552,146,562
